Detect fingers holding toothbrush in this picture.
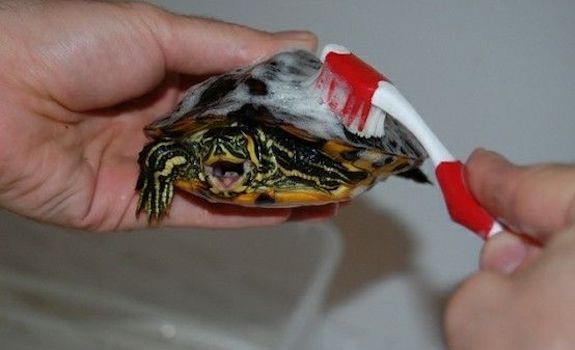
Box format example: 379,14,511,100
465,148,575,275
465,148,575,274
444,148,575,350
467,149,575,242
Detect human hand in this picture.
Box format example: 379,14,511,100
0,0,331,231
445,149,575,349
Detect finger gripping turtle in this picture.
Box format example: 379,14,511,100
136,49,429,223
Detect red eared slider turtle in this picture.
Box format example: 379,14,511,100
136,50,429,223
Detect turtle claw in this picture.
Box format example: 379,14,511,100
136,172,174,225
136,141,187,225
134,50,429,214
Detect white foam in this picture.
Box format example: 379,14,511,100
320,43,351,62
151,50,426,160
190,50,350,142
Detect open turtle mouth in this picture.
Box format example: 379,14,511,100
205,160,253,190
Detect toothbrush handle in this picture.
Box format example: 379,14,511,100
320,44,503,239
435,161,503,239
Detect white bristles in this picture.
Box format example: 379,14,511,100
317,44,389,139
338,106,386,139
314,62,388,138
361,107,386,138
348,114,361,133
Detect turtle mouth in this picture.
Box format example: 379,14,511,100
205,160,253,191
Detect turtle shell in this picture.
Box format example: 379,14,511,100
136,50,428,222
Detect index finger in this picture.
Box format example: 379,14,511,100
466,149,575,242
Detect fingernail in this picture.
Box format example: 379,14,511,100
467,148,513,172
273,30,314,40
480,233,527,274
272,30,317,50
470,148,503,161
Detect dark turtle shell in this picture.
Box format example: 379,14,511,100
136,50,428,222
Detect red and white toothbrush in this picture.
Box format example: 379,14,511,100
316,44,503,239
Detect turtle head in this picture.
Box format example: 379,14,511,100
201,127,259,195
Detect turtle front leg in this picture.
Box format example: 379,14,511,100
136,141,190,224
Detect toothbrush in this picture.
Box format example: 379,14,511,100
316,44,503,239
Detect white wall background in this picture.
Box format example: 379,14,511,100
145,1,575,348
2,1,574,349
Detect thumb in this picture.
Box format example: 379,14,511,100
466,149,575,242
139,4,317,74
16,1,317,112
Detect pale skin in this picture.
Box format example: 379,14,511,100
445,149,575,349
0,0,335,231
1,1,574,348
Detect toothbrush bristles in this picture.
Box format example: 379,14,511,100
316,68,386,139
